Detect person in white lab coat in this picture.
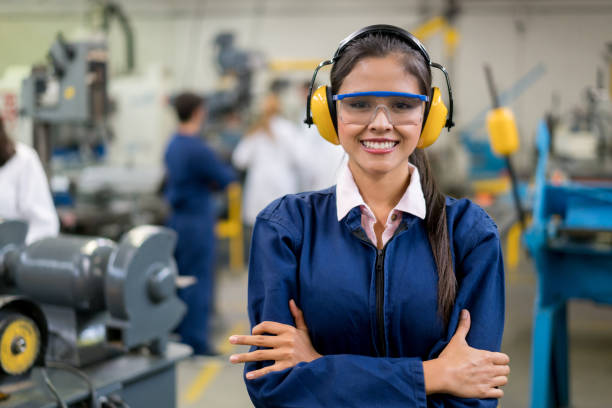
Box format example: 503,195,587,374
0,115,59,243
298,121,346,192
290,80,345,192
232,93,303,227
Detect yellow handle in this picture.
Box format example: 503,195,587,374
486,107,520,156
215,182,244,271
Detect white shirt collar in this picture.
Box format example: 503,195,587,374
336,161,427,221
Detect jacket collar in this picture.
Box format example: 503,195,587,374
335,161,427,222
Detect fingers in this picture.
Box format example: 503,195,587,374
490,376,508,388
452,309,471,341
493,364,510,377
289,299,307,330
228,334,283,348
252,321,292,335
484,387,504,399
245,363,285,380
490,351,510,365
229,349,284,364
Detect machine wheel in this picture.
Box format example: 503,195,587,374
0,312,41,376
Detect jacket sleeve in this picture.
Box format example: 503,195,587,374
245,215,428,408
426,213,506,407
190,143,236,189
18,148,59,244
231,134,256,170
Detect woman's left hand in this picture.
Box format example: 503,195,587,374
228,299,322,380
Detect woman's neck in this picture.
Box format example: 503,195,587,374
349,160,410,224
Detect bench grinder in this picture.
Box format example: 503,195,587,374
0,219,186,381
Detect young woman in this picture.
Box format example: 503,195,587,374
229,25,509,407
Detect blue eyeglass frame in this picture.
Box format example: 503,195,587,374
332,91,429,102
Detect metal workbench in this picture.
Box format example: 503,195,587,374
0,342,191,408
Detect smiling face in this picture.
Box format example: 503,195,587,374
336,54,424,179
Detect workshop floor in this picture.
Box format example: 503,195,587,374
176,249,612,408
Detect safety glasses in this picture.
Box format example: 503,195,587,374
333,91,427,126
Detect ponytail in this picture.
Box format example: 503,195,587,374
410,149,456,325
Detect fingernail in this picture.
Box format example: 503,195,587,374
229,355,238,363
461,310,468,319
246,372,254,379
229,335,238,343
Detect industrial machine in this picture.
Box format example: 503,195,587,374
17,32,170,241
524,119,612,408
195,30,263,160
0,219,185,393
20,34,108,125
209,31,256,117
20,32,110,176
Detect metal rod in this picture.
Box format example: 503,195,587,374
484,63,500,108
505,156,526,228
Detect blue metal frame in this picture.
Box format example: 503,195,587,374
332,91,429,102
524,120,612,408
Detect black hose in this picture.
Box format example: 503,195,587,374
46,360,99,408
102,2,135,73
41,368,68,408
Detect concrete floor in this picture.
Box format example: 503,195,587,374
176,249,612,408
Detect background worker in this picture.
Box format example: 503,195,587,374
0,115,59,243
164,92,237,355
295,80,346,191
231,89,304,229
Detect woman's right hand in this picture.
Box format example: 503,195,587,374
423,309,510,399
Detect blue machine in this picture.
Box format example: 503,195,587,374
524,120,612,408
460,130,506,179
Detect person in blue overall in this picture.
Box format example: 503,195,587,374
228,25,510,407
164,92,236,355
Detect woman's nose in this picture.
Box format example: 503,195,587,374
368,106,393,131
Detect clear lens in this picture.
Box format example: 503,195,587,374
338,95,424,125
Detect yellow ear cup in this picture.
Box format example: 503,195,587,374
311,86,340,145
417,87,448,148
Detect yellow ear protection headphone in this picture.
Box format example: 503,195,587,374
304,24,454,148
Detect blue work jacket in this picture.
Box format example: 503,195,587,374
164,132,236,272
245,187,505,407
164,133,236,216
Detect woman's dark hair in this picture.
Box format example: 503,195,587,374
0,115,16,167
331,34,456,325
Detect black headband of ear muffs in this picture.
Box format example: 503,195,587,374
304,24,454,129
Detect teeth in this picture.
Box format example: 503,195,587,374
362,141,396,150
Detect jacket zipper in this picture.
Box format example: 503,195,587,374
375,248,386,357
351,223,408,357
351,229,388,356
